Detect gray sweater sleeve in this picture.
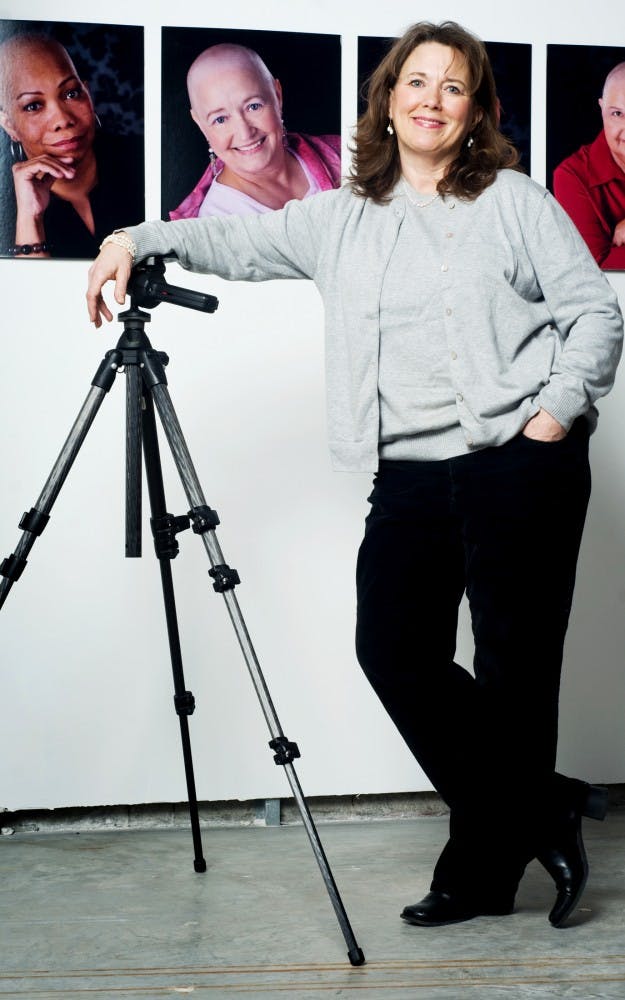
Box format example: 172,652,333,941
529,190,623,427
123,190,334,282
121,177,623,447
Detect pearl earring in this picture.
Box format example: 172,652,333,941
387,119,394,136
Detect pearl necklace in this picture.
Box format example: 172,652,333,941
402,178,440,209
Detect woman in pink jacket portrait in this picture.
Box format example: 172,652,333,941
168,42,341,220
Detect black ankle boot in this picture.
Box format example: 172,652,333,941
537,782,608,927
400,889,514,927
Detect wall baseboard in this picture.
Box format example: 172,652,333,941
3,785,624,835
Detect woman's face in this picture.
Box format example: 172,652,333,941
190,61,284,178
388,42,480,173
600,72,625,173
0,42,96,164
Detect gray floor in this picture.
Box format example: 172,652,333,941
1,813,624,999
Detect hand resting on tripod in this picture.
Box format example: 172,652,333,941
87,236,134,328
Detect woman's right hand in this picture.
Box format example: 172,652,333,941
12,154,76,222
86,242,134,328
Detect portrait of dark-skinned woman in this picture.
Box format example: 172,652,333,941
0,22,144,260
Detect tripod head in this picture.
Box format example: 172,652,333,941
108,257,217,560
127,256,219,314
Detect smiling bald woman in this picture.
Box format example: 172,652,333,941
0,32,143,259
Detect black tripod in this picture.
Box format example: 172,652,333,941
0,258,365,967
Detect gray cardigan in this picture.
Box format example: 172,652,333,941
126,170,623,472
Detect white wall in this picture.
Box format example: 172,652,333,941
1,0,624,811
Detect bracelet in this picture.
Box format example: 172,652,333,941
11,242,49,255
99,230,137,261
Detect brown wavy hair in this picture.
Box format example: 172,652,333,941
349,20,521,203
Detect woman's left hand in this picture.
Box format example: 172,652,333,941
522,409,567,442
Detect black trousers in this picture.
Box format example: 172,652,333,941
355,420,591,902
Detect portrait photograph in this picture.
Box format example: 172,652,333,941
358,36,532,173
548,43,625,270
0,19,144,261
161,26,341,221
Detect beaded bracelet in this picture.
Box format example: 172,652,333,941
99,230,137,261
11,242,49,255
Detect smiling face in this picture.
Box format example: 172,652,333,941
0,38,96,164
188,47,284,179
599,66,625,174
388,41,481,175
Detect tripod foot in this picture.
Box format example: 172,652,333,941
194,858,207,873
348,947,366,967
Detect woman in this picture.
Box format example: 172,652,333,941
0,33,143,259
87,22,622,929
169,43,341,219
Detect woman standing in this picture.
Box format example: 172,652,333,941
0,33,143,259
87,22,622,929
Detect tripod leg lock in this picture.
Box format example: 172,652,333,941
0,553,27,582
174,691,196,716
209,564,240,593
150,513,191,559
138,349,169,389
269,735,301,765
19,508,50,536
92,349,124,391
190,505,220,533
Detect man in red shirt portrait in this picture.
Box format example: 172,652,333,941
554,62,625,270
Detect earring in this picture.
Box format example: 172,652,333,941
95,113,102,129
467,135,474,148
282,118,288,147
10,140,25,162
387,118,394,136
208,144,216,165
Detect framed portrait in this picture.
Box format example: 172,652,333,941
548,44,625,270
161,26,341,221
0,20,144,260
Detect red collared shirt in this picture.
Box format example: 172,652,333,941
553,129,625,270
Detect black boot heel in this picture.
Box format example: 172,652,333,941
581,784,608,821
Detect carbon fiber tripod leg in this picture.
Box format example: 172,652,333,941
149,380,365,967
140,387,207,873
0,351,121,610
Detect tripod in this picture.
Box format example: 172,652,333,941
0,258,365,967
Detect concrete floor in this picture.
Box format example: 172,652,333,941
1,813,624,999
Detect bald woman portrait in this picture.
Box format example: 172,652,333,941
169,43,341,219
0,31,143,259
